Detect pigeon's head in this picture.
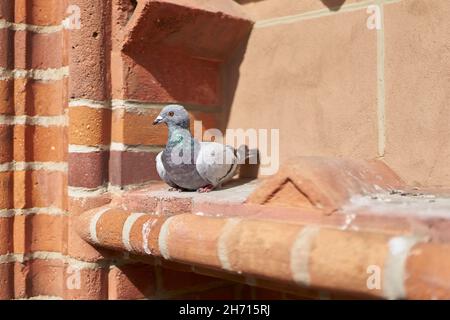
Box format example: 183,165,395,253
153,104,190,128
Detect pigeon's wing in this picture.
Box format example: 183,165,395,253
156,151,178,188
196,142,239,187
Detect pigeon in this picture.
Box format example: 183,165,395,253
153,104,240,193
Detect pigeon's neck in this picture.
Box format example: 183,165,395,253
167,124,192,147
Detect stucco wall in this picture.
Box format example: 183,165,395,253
226,0,450,186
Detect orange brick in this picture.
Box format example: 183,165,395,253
26,214,67,253
0,29,13,70
69,106,111,145
0,263,14,299
0,217,12,255
0,171,13,209
0,79,14,115
68,215,121,263
108,264,156,300
224,219,301,282
13,31,64,69
13,125,67,162
405,243,450,300
14,262,27,299
68,193,112,216
1,78,67,116
165,214,226,268
308,229,389,297
112,108,219,145
0,1,13,21
0,125,13,163
5,170,68,209
64,267,109,300
13,215,25,254
96,209,129,249
0,169,67,210
15,0,65,25
26,259,64,297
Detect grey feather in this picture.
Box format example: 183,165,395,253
155,151,178,188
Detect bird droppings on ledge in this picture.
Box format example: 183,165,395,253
342,190,450,220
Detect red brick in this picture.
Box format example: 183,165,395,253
64,267,109,300
13,215,25,254
122,0,252,60
67,215,121,263
121,52,221,106
0,169,67,212
0,1,13,21
123,193,159,213
13,30,65,69
14,262,27,299
0,125,13,163
69,152,109,188
112,108,218,146
95,209,129,250
26,214,67,253
165,214,226,268
0,29,13,69
13,125,67,162
0,263,14,299
14,170,68,209
0,171,14,209
224,219,300,282
15,0,65,25
405,243,450,299
108,264,156,300
0,80,13,115
2,78,69,116
69,0,111,101
161,197,192,216
26,259,64,297
109,151,159,186
308,229,389,297
0,217,13,255
68,193,112,216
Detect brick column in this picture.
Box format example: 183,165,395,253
0,0,68,299
67,0,113,299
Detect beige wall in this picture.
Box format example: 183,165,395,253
226,0,450,186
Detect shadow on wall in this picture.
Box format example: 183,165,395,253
235,0,347,12
320,0,346,11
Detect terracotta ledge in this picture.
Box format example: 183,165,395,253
75,205,450,300
74,157,450,299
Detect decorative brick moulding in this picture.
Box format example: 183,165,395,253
75,157,450,300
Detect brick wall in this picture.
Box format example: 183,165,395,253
0,0,288,300
0,0,69,299
1,0,449,300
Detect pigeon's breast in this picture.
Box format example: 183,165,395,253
161,144,209,190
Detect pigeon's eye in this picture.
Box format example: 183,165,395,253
168,111,174,117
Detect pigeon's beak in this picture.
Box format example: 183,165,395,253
153,115,163,125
